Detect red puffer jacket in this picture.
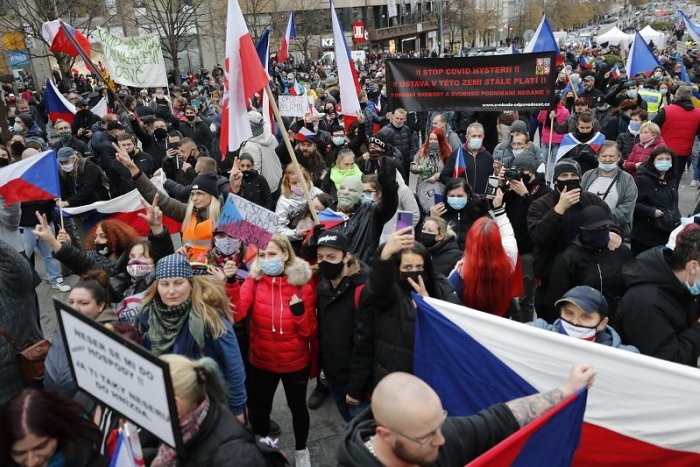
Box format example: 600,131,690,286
623,136,666,179
235,258,317,373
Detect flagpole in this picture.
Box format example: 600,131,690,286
264,84,319,224
58,198,65,231
545,113,555,183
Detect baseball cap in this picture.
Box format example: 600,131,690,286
555,286,608,317
107,120,124,131
583,75,595,82
580,206,613,231
316,231,350,253
56,147,76,162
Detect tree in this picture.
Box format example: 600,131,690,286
290,0,325,62
239,0,274,43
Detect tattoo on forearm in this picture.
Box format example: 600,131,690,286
505,388,566,427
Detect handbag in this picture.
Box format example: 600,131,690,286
0,328,51,384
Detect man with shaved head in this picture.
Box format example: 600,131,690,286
337,364,595,466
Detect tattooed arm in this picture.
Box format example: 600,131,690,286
505,364,597,427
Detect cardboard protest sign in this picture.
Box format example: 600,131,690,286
386,52,557,112
215,194,277,249
96,27,167,87
54,299,182,450
278,95,308,117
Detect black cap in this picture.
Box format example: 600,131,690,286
316,231,350,253
107,120,124,131
191,172,220,197
75,98,88,107
555,286,608,317
580,206,613,231
141,115,156,124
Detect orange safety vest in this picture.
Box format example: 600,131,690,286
181,214,214,260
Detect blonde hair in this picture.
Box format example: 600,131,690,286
640,121,660,137
142,275,231,338
424,216,455,239
182,194,221,232
160,354,228,406
281,165,312,198
261,234,297,269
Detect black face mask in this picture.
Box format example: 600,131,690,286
579,228,610,249
0,157,8,167
186,115,195,121
318,260,345,280
576,130,593,141
400,271,425,290
94,244,109,256
555,178,581,193
10,142,24,155
419,232,438,249
154,128,168,140
565,97,575,106
242,170,255,179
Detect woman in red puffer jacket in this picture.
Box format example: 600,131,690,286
623,121,666,179
235,234,316,466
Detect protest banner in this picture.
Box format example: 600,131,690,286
215,194,278,249
54,298,182,450
278,95,309,117
386,52,557,112
96,28,167,87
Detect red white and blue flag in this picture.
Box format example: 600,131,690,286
255,28,275,133
45,78,76,123
220,0,270,158
278,12,296,63
679,9,700,44
0,150,60,204
523,15,562,65
414,296,700,465
625,31,660,77
329,0,361,119
289,80,305,96
611,65,621,79
41,20,92,59
555,131,605,164
453,145,467,179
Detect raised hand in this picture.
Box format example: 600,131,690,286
113,142,139,176
137,193,163,235
32,211,62,253
381,226,414,260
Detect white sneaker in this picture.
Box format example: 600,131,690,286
692,180,699,187
295,448,311,467
51,280,71,292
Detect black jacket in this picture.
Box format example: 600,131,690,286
133,121,166,167
429,237,463,276
180,117,213,149
616,131,637,160
442,196,491,250
440,146,494,195
336,404,519,466
60,158,110,206
632,169,680,248
504,181,551,255
162,154,197,186
164,175,230,202
618,247,700,366
52,136,91,159
239,171,273,210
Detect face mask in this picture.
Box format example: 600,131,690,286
429,142,439,152
558,317,598,341
259,258,285,276
214,236,240,256
565,97,575,106
363,192,375,203
61,162,75,173
447,196,468,210
10,142,24,154
154,128,168,140
626,89,638,99
242,170,255,179
468,137,482,150
291,184,304,196
576,130,592,140
59,131,71,141
628,120,641,133
400,271,425,290
186,115,195,121
0,158,9,167
654,160,672,172
127,260,154,278
94,244,109,256
580,228,610,248
598,162,617,172
419,232,438,248
381,89,386,96
332,136,345,146
639,133,654,145
13,123,24,133
369,148,384,158
318,260,345,280
555,178,580,193
660,89,668,95
512,148,524,156
653,72,662,79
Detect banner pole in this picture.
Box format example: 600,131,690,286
58,198,65,231
264,84,319,224
545,113,555,183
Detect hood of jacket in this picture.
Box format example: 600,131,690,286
673,99,695,111
248,131,277,148
336,407,381,466
623,247,690,298
248,256,312,286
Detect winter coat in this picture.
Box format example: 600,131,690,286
504,180,552,255
632,169,680,248
439,146,494,195
275,186,324,240
429,236,463,276
0,195,23,253
623,136,667,178
180,117,213,148
538,105,570,145
164,175,230,202
653,99,700,156
530,318,638,352
381,123,416,169
235,257,317,374
442,196,491,250
133,121,166,167
616,131,637,161
239,132,284,193
60,157,109,206
238,171,273,210
618,247,700,366
581,167,638,238
0,240,43,404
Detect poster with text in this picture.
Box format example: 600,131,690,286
54,299,181,450
386,52,557,112
278,95,309,117
96,27,167,88
215,194,278,249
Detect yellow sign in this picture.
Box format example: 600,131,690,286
2,32,26,51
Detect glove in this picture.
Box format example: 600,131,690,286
290,301,305,317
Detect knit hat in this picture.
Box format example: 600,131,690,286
555,285,608,317
16,113,33,128
553,159,581,179
512,152,538,173
510,120,528,134
191,172,220,197
56,147,76,162
155,254,193,280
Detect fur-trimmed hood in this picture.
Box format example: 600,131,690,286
248,257,313,286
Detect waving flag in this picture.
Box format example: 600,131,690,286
626,31,660,77
505,44,519,54
278,12,296,63
679,9,700,44
255,28,274,133
611,65,621,79
578,54,591,70
45,78,76,123
555,131,605,163
469,390,587,466
220,0,270,158
453,145,466,179
41,20,91,59
414,296,700,465
289,80,305,96
330,0,361,118
0,150,60,204
524,15,558,54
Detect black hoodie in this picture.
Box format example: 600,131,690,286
618,247,700,366
336,405,519,466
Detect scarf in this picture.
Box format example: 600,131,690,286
151,396,210,467
329,164,363,189
146,297,205,355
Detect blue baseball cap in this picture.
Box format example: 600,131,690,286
555,286,608,317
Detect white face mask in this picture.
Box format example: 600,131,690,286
13,123,24,133
61,162,75,173
558,318,598,341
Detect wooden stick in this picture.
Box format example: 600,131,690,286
264,84,319,224
58,199,65,231
545,113,555,183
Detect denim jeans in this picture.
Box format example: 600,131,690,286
20,226,63,284
691,137,700,182
327,380,370,422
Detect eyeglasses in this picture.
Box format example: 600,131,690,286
385,410,448,445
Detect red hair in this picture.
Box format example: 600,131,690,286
461,217,513,316
419,128,452,162
84,219,140,256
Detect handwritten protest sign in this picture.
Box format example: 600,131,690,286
54,299,181,449
278,95,308,117
96,27,167,87
215,194,278,249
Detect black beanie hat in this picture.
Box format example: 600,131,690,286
191,172,219,197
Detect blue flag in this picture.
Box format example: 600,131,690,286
524,15,558,53
255,28,271,74
625,31,660,77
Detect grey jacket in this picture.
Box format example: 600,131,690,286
581,167,638,238
0,195,24,253
530,318,639,352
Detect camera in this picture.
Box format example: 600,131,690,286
503,168,523,181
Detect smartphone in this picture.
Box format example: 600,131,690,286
485,175,500,200
395,210,414,232
434,193,443,204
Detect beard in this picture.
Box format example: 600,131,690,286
392,439,439,467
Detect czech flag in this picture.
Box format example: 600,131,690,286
555,131,605,164
41,20,91,59
414,296,700,465
278,12,296,63
289,80,305,96
255,28,275,133
0,150,60,204
330,0,361,119
578,54,591,70
523,15,563,65
611,65,621,79
625,31,660,77
45,78,76,123
469,389,587,466
220,0,270,158
679,9,700,44
453,145,467,179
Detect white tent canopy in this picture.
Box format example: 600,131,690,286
639,25,666,49
596,26,633,46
